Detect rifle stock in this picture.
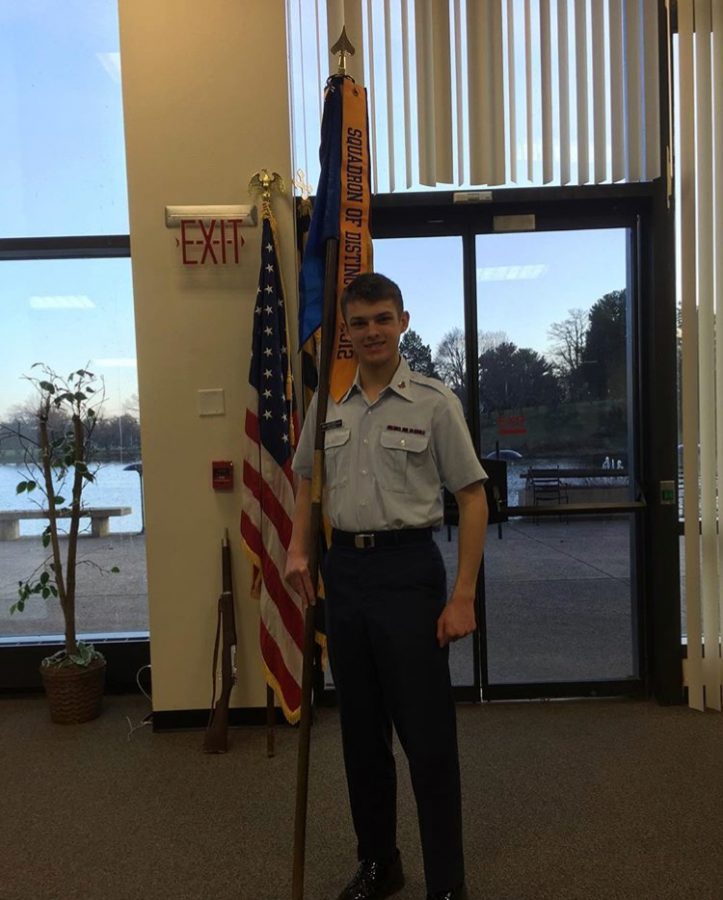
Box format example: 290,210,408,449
204,530,238,753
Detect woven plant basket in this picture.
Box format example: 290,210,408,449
40,656,106,724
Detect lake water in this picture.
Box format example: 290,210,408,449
0,462,144,536
0,455,607,537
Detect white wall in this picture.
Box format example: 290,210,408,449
118,0,296,711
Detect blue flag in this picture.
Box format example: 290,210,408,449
298,75,344,347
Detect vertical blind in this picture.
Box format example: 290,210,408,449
287,0,661,192
677,0,723,713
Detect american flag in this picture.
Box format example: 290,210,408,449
241,216,304,724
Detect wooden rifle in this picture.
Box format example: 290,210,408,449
203,529,238,753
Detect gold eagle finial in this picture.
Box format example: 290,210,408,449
248,170,286,219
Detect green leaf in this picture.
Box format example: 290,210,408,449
111,566,120,574
39,572,49,585
15,482,27,494
9,603,17,614
42,533,51,548
26,481,37,493
53,496,65,505
49,586,58,597
74,392,86,402
87,409,96,417
42,588,50,599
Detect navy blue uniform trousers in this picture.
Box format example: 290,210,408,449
324,537,464,894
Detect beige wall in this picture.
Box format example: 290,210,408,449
118,0,296,711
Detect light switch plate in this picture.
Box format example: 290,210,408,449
198,388,225,416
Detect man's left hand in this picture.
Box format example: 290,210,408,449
436,594,476,647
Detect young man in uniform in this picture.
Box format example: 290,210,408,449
286,272,488,900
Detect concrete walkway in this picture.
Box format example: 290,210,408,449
0,531,149,637
1,518,683,690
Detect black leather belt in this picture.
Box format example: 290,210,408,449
331,528,434,550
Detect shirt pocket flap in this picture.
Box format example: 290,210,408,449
324,427,351,450
380,431,429,453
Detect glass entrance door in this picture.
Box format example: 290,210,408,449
475,228,644,698
370,215,647,702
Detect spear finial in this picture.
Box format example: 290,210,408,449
331,26,355,76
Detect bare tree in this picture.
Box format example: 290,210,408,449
478,330,508,354
434,328,467,404
548,308,588,400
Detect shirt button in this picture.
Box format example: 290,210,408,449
361,469,368,475
363,438,368,445
360,500,367,506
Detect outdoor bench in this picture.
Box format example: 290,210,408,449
0,507,131,541
523,468,630,507
524,467,629,480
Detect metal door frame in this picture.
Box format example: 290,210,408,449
371,182,681,704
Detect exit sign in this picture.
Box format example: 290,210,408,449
497,415,527,435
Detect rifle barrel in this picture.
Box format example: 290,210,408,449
203,535,238,754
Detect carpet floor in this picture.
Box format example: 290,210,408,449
1,693,722,899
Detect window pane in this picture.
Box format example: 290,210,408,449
484,515,638,683
0,1,128,237
0,258,146,639
475,229,632,503
376,236,475,688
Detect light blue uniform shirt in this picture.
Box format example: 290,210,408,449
292,357,487,532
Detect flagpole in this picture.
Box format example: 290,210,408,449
291,234,339,900
291,31,355,900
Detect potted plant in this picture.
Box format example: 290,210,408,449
8,365,117,723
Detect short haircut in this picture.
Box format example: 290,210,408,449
340,272,404,319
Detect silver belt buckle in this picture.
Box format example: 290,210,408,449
354,532,375,549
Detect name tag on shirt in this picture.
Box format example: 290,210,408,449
322,418,344,431
386,424,426,436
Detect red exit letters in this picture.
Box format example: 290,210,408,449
179,219,246,265
497,415,527,435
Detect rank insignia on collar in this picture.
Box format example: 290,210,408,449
397,380,406,389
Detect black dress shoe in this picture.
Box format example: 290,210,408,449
426,883,468,900
336,850,404,900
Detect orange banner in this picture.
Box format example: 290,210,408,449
330,78,373,401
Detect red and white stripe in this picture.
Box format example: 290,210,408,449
241,400,304,723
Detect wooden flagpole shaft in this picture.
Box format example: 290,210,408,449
266,685,275,758
292,237,340,900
